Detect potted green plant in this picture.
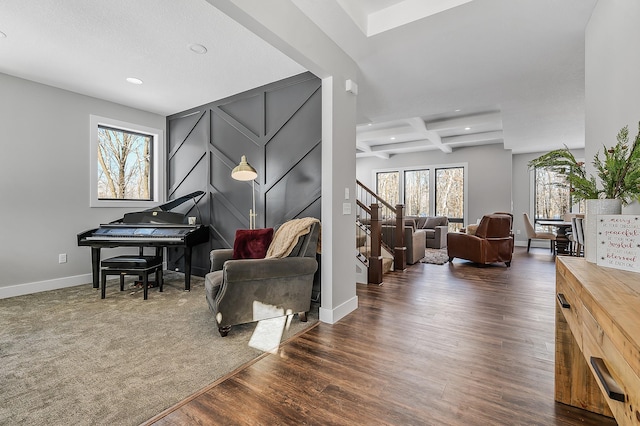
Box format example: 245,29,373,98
528,122,640,205
529,122,640,262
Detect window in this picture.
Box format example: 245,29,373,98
376,171,399,207
90,115,164,207
373,163,467,229
534,166,573,220
435,167,464,231
404,169,429,216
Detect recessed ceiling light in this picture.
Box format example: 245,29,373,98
0,31,7,38
188,43,208,54
455,109,461,112
126,77,143,85
465,127,471,130
390,137,396,140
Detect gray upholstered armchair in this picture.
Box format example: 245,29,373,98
205,221,319,337
407,216,449,249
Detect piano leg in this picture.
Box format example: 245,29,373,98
91,247,101,289
184,246,192,291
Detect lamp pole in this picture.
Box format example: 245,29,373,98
231,155,258,230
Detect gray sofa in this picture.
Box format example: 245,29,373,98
381,220,427,265
407,215,449,249
205,222,319,337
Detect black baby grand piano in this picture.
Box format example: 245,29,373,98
77,191,209,291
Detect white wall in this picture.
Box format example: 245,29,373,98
585,0,640,214
356,144,513,227
0,73,166,296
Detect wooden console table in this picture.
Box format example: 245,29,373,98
555,256,640,425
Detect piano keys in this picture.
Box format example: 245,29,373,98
77,191,209,291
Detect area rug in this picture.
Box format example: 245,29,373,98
420,248,450,265
0,272,318,426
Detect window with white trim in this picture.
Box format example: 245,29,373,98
90,115,165,207
374,163,468,231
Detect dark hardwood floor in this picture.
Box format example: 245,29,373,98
146,247,616,426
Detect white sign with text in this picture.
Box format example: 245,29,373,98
596,215,640,273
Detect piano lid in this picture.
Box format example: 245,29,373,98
146,191,204,212
112,191,204,224
122,211,185,224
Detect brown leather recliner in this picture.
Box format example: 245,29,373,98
447,213,514,267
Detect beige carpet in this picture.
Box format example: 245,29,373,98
420,248,450,265
0,272,318,426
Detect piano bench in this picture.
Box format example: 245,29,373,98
100,255,163,300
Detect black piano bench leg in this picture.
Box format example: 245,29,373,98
157,269,163,292
101,273,107,299
143,274,148,300
119,274,125,291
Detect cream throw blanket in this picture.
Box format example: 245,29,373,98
265,217,320,259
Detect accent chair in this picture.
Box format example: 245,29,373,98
205,220,319,337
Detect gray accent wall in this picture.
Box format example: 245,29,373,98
166,72,322,276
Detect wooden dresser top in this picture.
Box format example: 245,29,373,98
557,256,640,372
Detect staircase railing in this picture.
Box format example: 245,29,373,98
356,180,406,283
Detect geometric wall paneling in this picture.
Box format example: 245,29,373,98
169,154,208,201
167,109,204,153
168,111,209,194
265,74,321,136
217,93,263,138
210,109,262,177
265,143,321,227
166,108,209,277
264,88,321,185
299,198,321,221
172,111,209,158
168,151,207,197
208,148,261,226
167,71,321,278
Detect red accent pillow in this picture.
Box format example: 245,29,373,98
232,228,274,260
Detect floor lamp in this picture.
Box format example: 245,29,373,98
231,155,258,229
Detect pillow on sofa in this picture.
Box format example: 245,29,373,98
232,228,274,259
466,224,479,235
423,216,445,229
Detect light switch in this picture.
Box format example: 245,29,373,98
343,202,351,215
344,187,350,200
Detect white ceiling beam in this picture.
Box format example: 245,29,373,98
366,0,475,37
426,112,502,132
442,130,503,144
356,140,372,152
369,139,439,152
406,117,452,153
356,140,391,159
356,125,414,141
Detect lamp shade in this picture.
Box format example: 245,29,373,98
231,155,257,181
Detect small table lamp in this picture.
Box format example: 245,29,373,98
231,155,258,229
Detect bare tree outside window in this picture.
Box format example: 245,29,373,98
534,167,571,220
97,125,152,200
376,172,399,207
436,167,464,231
404,169,429,216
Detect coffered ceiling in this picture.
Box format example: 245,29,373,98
0,0,598,157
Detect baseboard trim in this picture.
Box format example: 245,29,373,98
319,295,358,324
514,240,555,249
0,274,92,299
